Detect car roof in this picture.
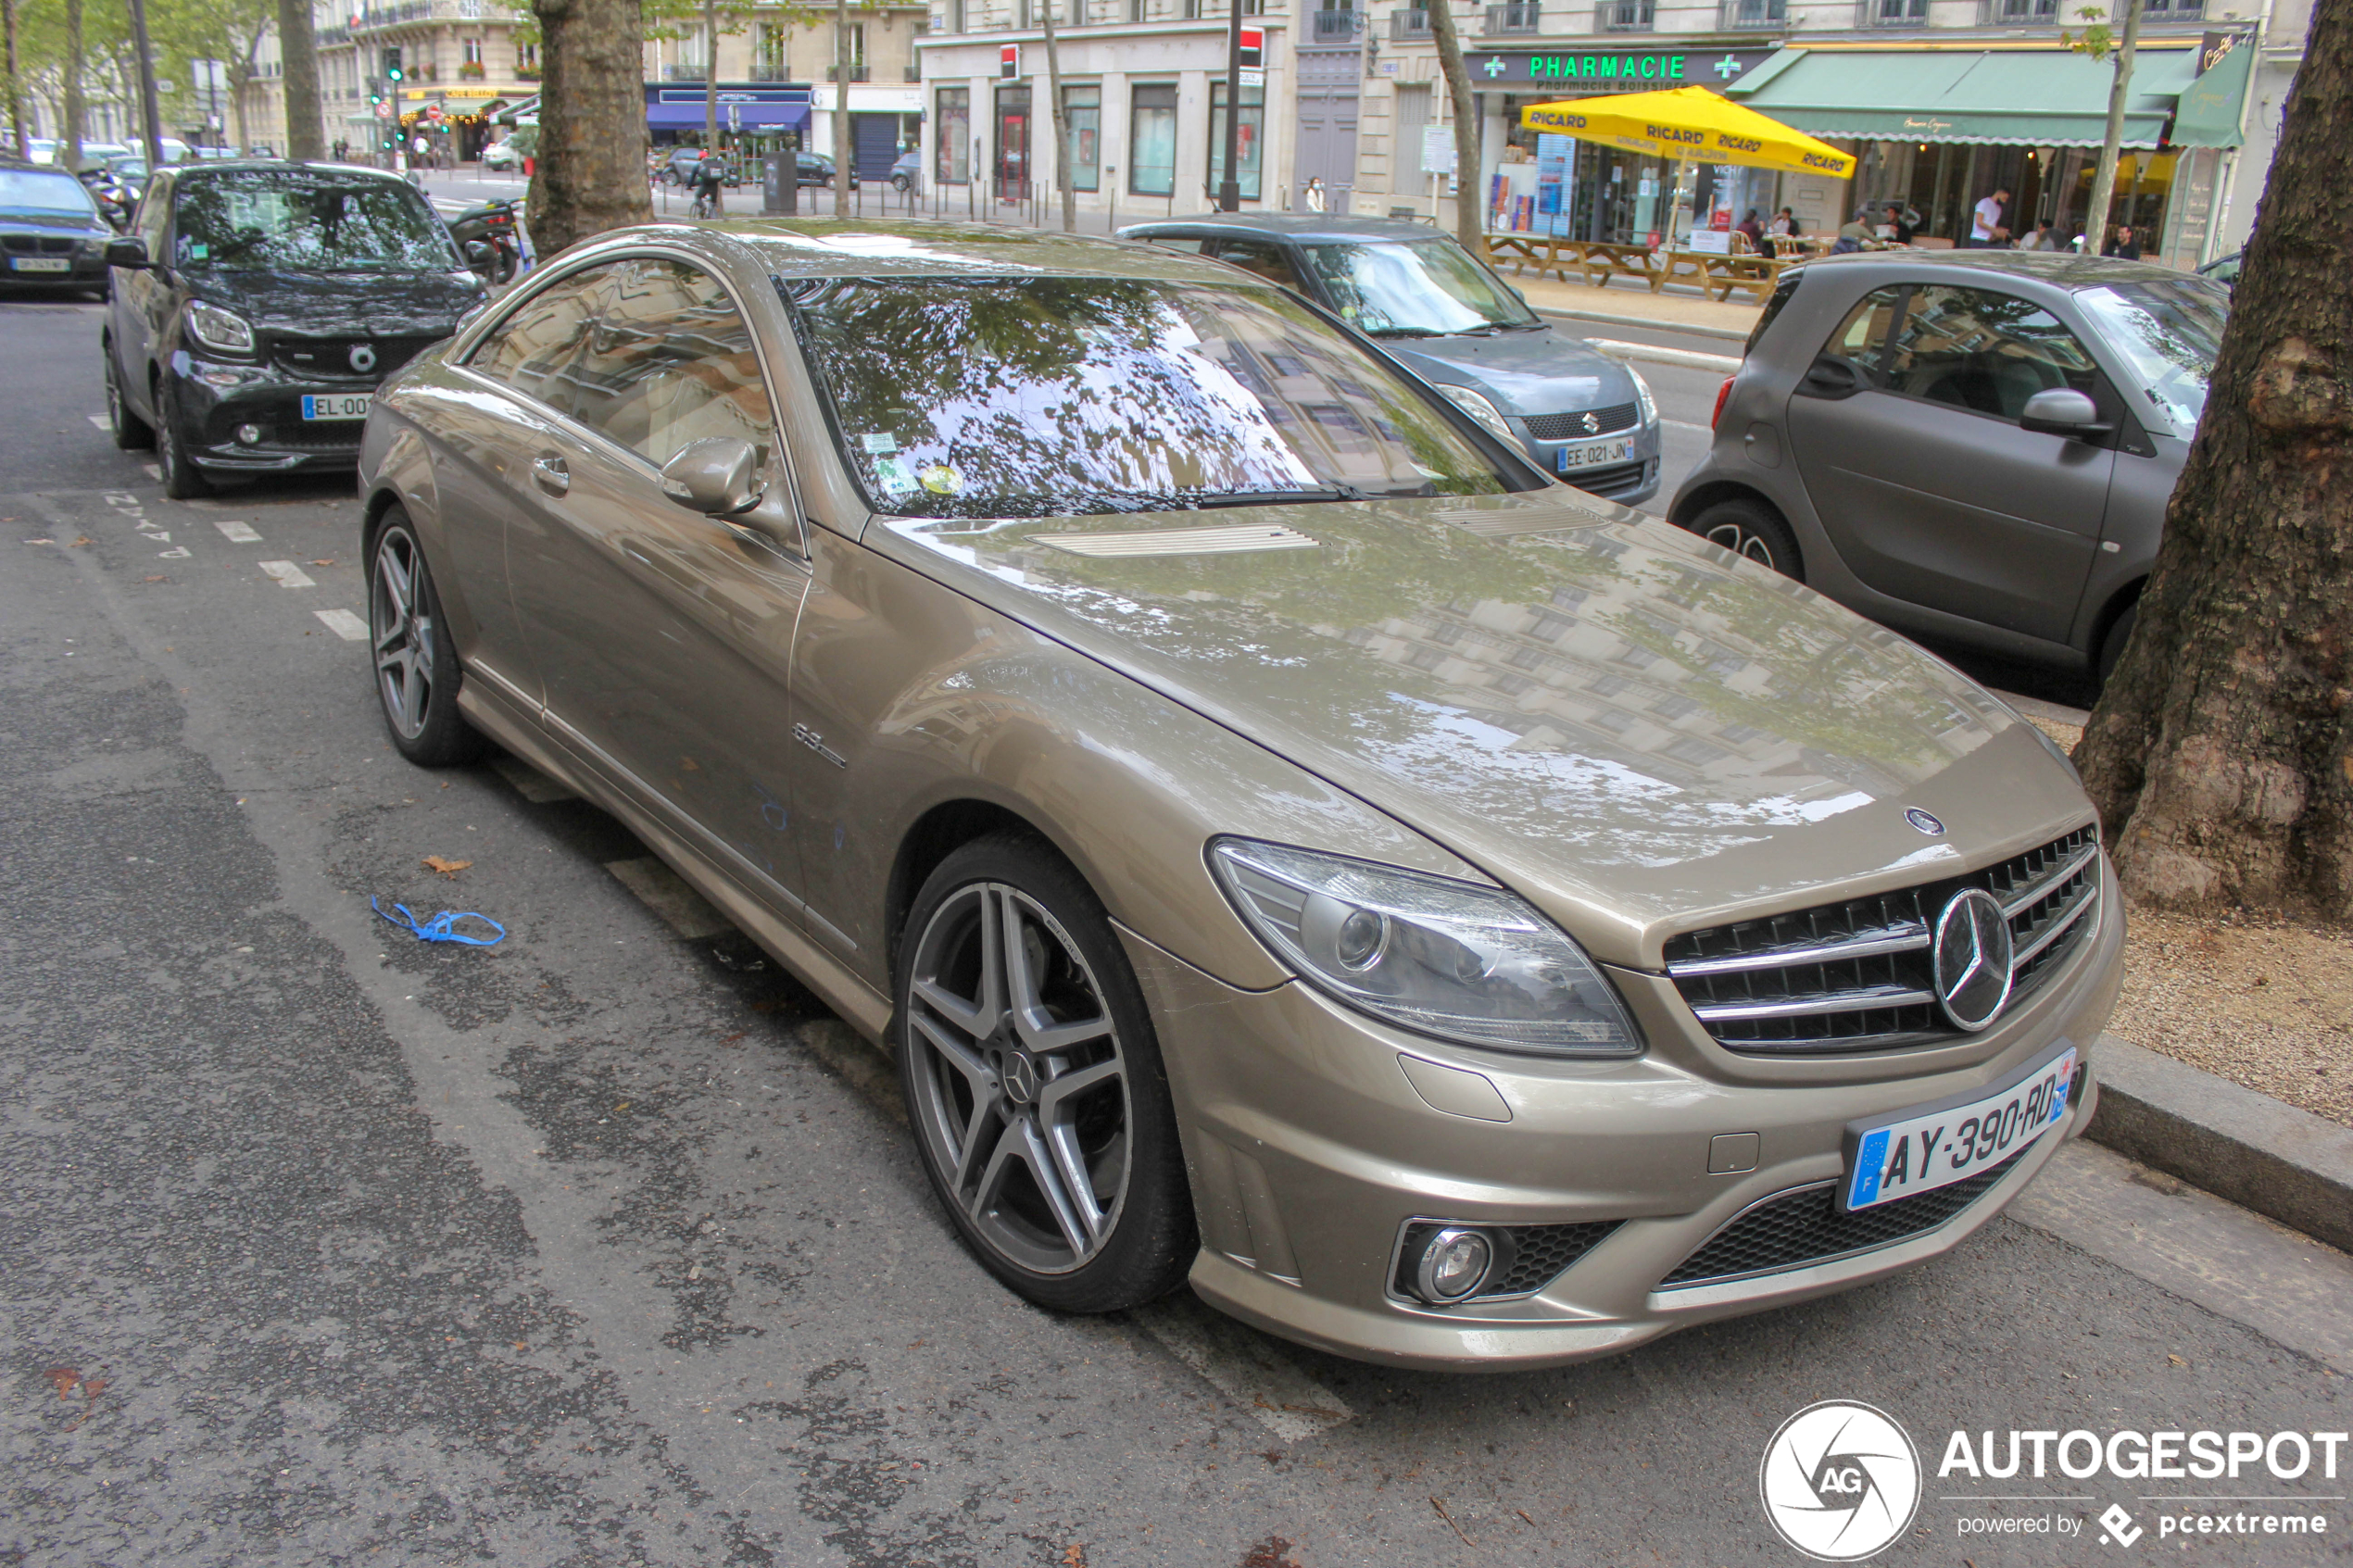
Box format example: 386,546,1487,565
688,218,1261,286
160,157,416,182
1118,213,1455,245
1799,248,2196,292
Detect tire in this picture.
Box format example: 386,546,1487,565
896,834,1196,1314
892,174,910,194
492,242,517,285
104,339,153,451
2096,602,2138,687
366,509,489,767
153,380,212,499
1687,495,1802,580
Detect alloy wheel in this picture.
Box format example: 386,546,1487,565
1704,521,1779,570
371,526,436,742
905,882,1132,1276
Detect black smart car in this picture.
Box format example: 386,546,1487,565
1,157,115,298
102,159,489,497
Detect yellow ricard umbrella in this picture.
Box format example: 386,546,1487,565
1519,85,1855,180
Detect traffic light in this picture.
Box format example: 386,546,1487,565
383,46,404,82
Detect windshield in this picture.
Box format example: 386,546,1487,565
0,169,99,219
1298,238,1540,338
171,169,459,274
787,275,1527,519
2074,279,2228,437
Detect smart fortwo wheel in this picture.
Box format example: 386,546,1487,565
367,509,488,767
1688,496,1802,580
897,835,1195,1314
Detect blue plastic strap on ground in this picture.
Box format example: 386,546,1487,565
371,897,506,947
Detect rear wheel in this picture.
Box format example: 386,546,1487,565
104,340,153,451
897,835,1194,1314
1687,495,1801,580
367,509,489,767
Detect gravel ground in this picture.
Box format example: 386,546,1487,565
2025,716,2353,1128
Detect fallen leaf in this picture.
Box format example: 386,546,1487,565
45,1367,80,1399
144,574,168,583
1061,1546,1086,1568
612,1101,631,1113
71,536,93,546
2168,1353,2188,1367
82,1377,107,1400
422,855,472,877
310,558,335,567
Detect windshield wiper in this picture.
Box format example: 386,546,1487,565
1365,325,1450,339
1179,487,1356,509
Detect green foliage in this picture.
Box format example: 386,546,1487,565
2062,5,2118,61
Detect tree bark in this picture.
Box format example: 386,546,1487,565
1423,0,1480,253
2078,0,2145,254
529,0,656,255
2074,0,2353,917
1042,0,1072,231
276,0,324,160
62,0,83,169
3,0,28,160
126,0,165,169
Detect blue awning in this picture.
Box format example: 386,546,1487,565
648,99,810,132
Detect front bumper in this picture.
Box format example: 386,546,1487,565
1520,418,1662,505
1,255,108,289
1126,858,2124,1371
169,351,376,474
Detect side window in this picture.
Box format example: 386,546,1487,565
559,258,776,466
1210,239,1308,293
1884,285,2102,421
1143,235,1207,255
466,265,610,409
1817,285,1905,383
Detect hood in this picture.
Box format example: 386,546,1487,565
1380,325,1638,419
863,491,2092,968
186,268,485,337
0,208,107,236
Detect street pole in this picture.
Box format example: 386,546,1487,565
127,0,167,169
1218,0,1242,211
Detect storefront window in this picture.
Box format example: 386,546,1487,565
1209,82,1264,203
1063,86,1101,192
1129,84,1177,196
936,88,970,183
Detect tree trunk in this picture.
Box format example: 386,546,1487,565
702,0,720,213
276,0,323,160
2,0,27,160
2079,0,2145,254
833,0,850,215
126,0,164,169
63,0,83,169
1424,0,1481,254
1042,0,1073,231
529,0,656,255
2074,0,2353,917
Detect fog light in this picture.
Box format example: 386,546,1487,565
235,423,263,445
1414,1226,1494,1303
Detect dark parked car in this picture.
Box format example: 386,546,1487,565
1668,251,2227,682
102,159,488,497
1119,214,1661,505
889,150,920,193
797,151,837,187
0,157,115,297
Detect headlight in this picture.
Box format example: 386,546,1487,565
1436,383,1516,446
1208,838,1642,1057
186,300,256,357
1629,365,1658,426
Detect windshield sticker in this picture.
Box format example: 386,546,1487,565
187,241,209,259
917,463,963,496
860,433,898,454
873,456,916,496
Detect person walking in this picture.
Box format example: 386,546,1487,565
1302,175,1327,213
1969,186,2011,248
689,153,727,219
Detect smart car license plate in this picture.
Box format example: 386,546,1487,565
1556,437,1630,473
1842,1045,2077,1212
301,394,372,421
12,257,71,273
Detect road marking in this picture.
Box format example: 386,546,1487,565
1583,337,1743,375
214,520,263,543
491,755,581,803
604,855,735,939
258,560,317,588
1132,1293,1355,1446
87,414,109,430
143,463,161,481
314,608,369,641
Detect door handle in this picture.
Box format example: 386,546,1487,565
531,453,570,495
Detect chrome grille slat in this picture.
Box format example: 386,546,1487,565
1691,985,1939,1022
1667,923,1929,978
1999,839,2099,918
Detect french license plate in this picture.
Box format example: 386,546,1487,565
1842,1045,2078,1212
300,393,372,421
1556,437,1631,473
12,257,71,273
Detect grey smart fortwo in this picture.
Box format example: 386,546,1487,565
1670,250,2227,681
354,220,2120,1370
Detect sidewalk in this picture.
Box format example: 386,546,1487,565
1508,269,1765,338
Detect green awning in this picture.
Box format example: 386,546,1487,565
2171,34,2254,147
1727,45,2219,150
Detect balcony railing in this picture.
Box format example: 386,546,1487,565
1390,7,1430,38
1308,6,1362,39
351,0,500,28
826,64,872,81
750,64,792,80
1594,0,1653,27
662,63,707,82
1718,0,1784,26
1858,0,1925,21
1484,3,1540,31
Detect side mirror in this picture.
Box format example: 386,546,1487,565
461,238,495,270
105,235,150,269
2019,387,2111,439
661,437,765,517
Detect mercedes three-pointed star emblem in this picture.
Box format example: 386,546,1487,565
1931,887,2014,1032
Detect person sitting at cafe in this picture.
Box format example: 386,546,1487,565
1735,207,1766,254
1880,203,1916,245
1831,208,1877,255
1764,206,1797,257
2101,223,2143,259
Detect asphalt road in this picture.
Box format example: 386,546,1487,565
3,288,2345,1568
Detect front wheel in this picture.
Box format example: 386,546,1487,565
367,510,489,766
897,835,1195,1314
153,382,211,499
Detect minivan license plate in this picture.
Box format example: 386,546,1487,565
1842,1045,2077,1212
301,394,372,421
1557,437,1630,473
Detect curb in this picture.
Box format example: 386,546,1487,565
2087,1033,2353,1255
1537,306,1755,344
1583,337,1744,375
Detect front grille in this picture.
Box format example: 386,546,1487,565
268,335,436,381
1524,400,1641,440
2,233,81,255
1665,824,2099,1055
265,417,367,451
1393,1219,1621,1302
1564,458,1650,499
1659,1145,2026,1288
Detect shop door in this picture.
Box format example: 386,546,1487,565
852,115,899,182
1294,90,1358,211
996,88,1031,198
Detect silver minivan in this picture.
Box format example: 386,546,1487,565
1668,252,2226,681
